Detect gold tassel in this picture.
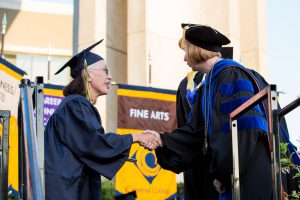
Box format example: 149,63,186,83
181,25,190,49
84,59,93,102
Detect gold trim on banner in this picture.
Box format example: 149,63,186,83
117,89,176,102
44,88,64,97
0,63,23,80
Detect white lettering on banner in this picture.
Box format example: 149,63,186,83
150,111,169,121
130,108,149,119
44,107,56,115
44,96,62,106
129,108,170,121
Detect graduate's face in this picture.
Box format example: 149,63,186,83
88,60,112,97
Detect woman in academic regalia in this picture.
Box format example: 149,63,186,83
176,47,234,200
144,24,276,200
44,40,161,200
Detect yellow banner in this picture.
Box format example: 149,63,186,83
0,58,26,195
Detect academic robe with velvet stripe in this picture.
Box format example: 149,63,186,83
176,72,218,200
207,64,272,200
156,59,274,200
45,94,132,200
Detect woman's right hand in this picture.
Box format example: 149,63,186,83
132,133,162,150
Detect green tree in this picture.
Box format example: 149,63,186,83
102,180,115,200
280,142,300,200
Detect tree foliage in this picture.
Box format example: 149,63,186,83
280,142,300,200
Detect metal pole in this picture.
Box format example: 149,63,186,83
148,52,152,87
231,119,240,200
230,87,268,200
34,77,45,199
1,13,7,58
73,0,79,55
279,96,300,119
0,110,10,200
47,45,51,82
268,85,281,200
18,96,27,200
20,79,43,200
229,85,282,200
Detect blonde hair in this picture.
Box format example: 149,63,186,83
178,38,220,65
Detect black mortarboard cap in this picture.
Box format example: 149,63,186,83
55,39,104,79
181,23,230,52
220,47,233,59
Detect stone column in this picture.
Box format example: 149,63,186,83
106,0,127,132
78,0,108,128
78,0,127,131
127,0,242,89
240,0,269,78
127,0,147,85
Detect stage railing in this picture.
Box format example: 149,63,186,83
18,79,43,200
34,77,45,199
229,85,282,200
279,96,300,119
0,110,10,200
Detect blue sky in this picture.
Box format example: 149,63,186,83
267,0,300,148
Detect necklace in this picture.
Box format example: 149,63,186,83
203,59,219,155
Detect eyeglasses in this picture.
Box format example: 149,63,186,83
89,67,110,75
100,68,110,75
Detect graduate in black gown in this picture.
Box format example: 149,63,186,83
44,40,161,200
143,24,291,200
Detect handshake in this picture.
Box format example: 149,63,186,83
132,130,163,150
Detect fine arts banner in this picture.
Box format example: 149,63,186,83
115,84,177,200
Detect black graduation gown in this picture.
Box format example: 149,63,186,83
176,72,218,200
156,60,275,200
44,94,132,200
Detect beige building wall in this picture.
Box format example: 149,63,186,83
0,0,73,84
78,0,268,131
142,0,242,90
0,0,72,56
